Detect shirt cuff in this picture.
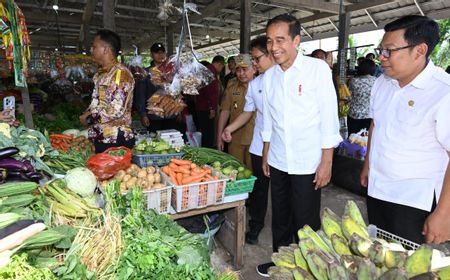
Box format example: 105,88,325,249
261,131,271,142
321,133,343,149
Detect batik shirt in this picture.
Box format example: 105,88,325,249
348,75,376,119
88,63,135,143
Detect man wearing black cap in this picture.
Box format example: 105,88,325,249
134,42,177,131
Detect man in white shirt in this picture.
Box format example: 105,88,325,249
258,14,341,276
361,15,450,244
222,36,275,246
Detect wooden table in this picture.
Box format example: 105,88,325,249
171,200,246,269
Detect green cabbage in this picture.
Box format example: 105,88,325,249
64,167,97,197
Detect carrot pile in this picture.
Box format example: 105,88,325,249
161,159,219,186
50,134,74,152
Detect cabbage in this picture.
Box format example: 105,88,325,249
78,129,89,138
64,167,97,197
62,129,80,137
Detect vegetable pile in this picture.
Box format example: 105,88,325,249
133,139,179,155
182,146,252,181
105,164,165,193
161,159,219,186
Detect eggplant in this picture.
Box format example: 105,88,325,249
6,170,42,182
0,147,19,160
25,171,43,182
0,158,33,172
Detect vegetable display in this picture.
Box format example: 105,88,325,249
268,200,450,280
106,164,164,193
182,146,252,180
161,159,218,186
64,167,97,197
133,139,178,155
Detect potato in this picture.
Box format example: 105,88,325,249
137,169,147,178
125,166,134,174
152,183,165,189
120,182,127,192
130,164,140,171
146,166,156,174
122,174,132,182
127,177,137,188
153,173,161,184
137,178,147,188
115,170,126,181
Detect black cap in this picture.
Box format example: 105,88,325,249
151,43,165,53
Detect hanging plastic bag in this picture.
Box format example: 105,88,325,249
86,146,132,180
166,54,214,95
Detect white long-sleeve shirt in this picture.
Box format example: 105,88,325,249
368,61,450,211
261,53,342,175
244,74,264,156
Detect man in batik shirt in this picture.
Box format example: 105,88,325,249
80,29,135,153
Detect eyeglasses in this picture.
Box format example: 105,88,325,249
252,53,266,63
374,45,416,58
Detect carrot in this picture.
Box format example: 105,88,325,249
190,163,198,169
176,172,183,186
178,166,191,175
50,134,73,140
0,223,46,253
181,170,210,185
168,168,179,185
205,174,214,181
171,158,192,165
169,162,181,172
161,166,170,175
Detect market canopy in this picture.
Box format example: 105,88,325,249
13,0,450,57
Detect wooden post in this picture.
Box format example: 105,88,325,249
240,0,251,53
102,0,115,31
20,85,34,129
337,0,350,83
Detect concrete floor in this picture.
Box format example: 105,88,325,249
211,184,368,279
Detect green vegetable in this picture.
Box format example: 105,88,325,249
108,149,126,156
0,194,35,208
62,129,80,137
64,167,97,197
21,228,68,250
182,146,244,170
0,253,56,279
0,212,24,229
0,182,38,197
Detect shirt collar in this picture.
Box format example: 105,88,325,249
386,60,436,90
410,60,436,90
275,51,303,73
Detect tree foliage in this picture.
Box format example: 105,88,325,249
431,18,450,68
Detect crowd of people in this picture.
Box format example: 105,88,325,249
2,12,450,279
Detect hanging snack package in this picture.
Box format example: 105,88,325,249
177,55,214,95
86,147,132,180
147,91,187,118
129,55,147,81
150,56,177,87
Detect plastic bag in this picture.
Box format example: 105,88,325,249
147,91,186,118
165,54,214,96
86,146,132,181
150,57,177,87
129,55,147,81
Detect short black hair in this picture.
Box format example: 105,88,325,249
212,55,225,64
384,15,440,58
266,14,301,39
96,29,121,56
358,58,376,76
446,65,450,74
227,56,235,63
365,53,375,59
311,49,326,58
250,36,268,54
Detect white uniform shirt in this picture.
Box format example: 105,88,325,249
244,74,264,156
261,53,342,174
368,61,450,211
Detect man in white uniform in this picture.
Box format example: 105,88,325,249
258,14,342,277
361,15,450,244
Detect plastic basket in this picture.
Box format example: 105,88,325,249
143,185,172,214
225,176,257,196
368,224,420,250
132,152,184,167
165,168,229,212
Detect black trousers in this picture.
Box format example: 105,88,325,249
196,111,215,148
94,130,135,154
248,154,270,233
347,116,372,135
270,166,321,252
367,196,436,244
